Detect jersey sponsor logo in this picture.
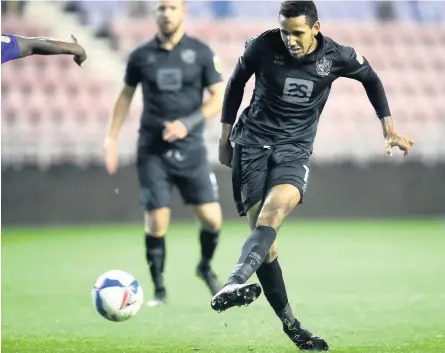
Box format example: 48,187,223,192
156,68,182,91
315,56,332,77
180,49,196,64
282,77,314,103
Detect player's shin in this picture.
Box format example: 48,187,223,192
144,234,166,292
199,229,219,269
226,225,277,285
256,258,296,327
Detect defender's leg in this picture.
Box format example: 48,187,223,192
173,148,224,296
144,208,170,306
138,152,173,307
193,202,223,295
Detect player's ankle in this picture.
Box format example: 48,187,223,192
198,259,211,270
225,275,244,286
155,287,166,296
276,303,297,327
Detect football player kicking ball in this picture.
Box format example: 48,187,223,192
211,1,413,351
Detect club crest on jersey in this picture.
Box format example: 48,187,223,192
180,49,196,64
315,56,332,77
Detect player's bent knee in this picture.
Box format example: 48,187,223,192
194,202,222,231
144,208,171,236
256,208,287,230
256,184,301,230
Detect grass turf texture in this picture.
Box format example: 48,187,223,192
2,220,444,353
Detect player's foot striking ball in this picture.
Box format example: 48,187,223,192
210,283,262,312
104,0,226,306
213,0,413,350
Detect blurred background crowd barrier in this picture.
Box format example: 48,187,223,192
1,1,444,225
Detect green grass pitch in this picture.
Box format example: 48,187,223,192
2,220,445,353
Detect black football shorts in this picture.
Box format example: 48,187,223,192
137,144,218,211
232,143,311,216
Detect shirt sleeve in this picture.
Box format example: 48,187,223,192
124,50,142,87
1,34,20,64
336,45,371,80
220,37,260,124
336,45,391,119
201,45,223,87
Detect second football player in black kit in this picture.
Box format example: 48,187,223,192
211,1,414,351
104,0,225,307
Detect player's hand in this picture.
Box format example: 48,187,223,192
163,121,188,142
103,137,119,174
385,133,414,156
70,35,87,67
218,139,233,168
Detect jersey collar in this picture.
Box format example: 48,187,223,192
153,33,187,51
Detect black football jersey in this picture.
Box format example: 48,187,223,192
221,29,389,154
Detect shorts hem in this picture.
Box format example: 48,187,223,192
268,180,305,204
184,197,219,206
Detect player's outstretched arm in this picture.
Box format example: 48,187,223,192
104,85,136,174
218,38,258,167
337,45,414,156
380,116,414,156
15,34,86,66
104,50,141,174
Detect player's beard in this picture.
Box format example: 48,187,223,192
160,21,182,39
291,37,316,61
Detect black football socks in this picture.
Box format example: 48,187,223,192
199,229,220,269
145,234,166,293
256,258,296,327
226,225,277,285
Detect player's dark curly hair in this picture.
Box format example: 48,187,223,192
279,1,319,28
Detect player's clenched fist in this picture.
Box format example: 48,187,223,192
163,121,188,142
218,140,233,168
103,137,119,174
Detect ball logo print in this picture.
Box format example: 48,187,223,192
282,78,314,103
92,270,144,322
